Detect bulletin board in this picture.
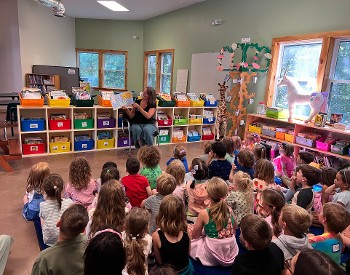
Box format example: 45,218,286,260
189,52,230,98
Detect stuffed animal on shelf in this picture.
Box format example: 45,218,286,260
215,81,228,140
277,73,328,122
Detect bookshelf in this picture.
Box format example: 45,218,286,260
25,73,60,94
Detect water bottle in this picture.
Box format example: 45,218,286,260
257,102,266,115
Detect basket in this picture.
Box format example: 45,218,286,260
316,137,336,152
117,137,133,147
276,131,285,140
19,94,44,107
189,118,202,124
49,141,71,153
285,133,294,143
157,135,170,144
97,118,116,129
157,96,176,107
71,98,95,107
173,118,188,125
189,99,204,107
262,128,276,138
22,143,45,155
248,125,262,135
74,139,94,151
97,138,115,149
295,136,315,148
97,95,112,107
157,117,173,126
204,100,218,107
47,96,71,107
74,118,94,129
49,119,71,130
21,118,45,132
187,135,201,142
172,136,186,143
202,133,215,140
203,117,216,124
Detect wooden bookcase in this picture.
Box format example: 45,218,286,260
245,113,350,161
17,105,217,157
25,73,60,93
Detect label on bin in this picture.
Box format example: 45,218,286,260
161,137,166,141
104,142,108,146
53,146,58,150
30,124,38,129
57,122,63,127
82,144,87,149
103,121,109,126
30,146,38,151
208,118,213,122
62,145,67,150
82,122,87,127
123,140,127,145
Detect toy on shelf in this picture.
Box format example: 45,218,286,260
277,71,328,122
215,81,229,140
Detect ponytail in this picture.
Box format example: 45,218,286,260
125,235,147,275
55,185,62,210
271,207,282,236
209,199,230,231
42,174,64,210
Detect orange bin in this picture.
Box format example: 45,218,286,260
98,95,112,107
19,94,44,107
276,131,285,140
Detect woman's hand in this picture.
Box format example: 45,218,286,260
132,103,140,110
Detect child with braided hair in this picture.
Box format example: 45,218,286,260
40,174,74,246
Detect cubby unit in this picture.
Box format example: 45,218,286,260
17,105,217,157
245,113,350,161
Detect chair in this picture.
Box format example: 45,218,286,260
121,119,159,156
4,102,19,137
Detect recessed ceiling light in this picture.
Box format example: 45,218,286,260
97,1,129,11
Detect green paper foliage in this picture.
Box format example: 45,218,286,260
217,43,272,73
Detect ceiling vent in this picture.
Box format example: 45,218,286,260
33,0,65,17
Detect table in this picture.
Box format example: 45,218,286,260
0,100,20,106
0,93,19,100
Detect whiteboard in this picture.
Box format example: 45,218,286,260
189,52,230,98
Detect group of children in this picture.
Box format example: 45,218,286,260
22,135,350,275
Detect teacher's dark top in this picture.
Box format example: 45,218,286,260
132,99,156,124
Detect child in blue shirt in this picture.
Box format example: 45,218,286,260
207,141,232,181
166,144,189,173
234,149,255,179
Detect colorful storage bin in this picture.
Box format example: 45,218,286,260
158,135,170,144
74,139,94,151
157,117,173,126
74,118,94,129
21,118,45,132
203,117,216,124
117,137,132,147
172,136,186,143
19,94,44,107
47,96,71,107
189,99,204,107
248,125,262,135
295,136,315,147
266,107,288,119
157,97,176,107
285,133,294,143
49,119,71,130
316,137,336,152
22,143,45,155
187,135,201,142
72,98,95,107
174,118,188,125
97,95,112,107
276,131,285,140
97,138,115,149
97,118,116,129
189,117,202,124
202,133,215,140
49,141,71,153
262,128,276,138
204,100,218,107
331,141,349,155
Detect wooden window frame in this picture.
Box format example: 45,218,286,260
76,48,128,91
265,30,350,107
143,49,174,94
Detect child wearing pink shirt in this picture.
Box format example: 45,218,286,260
65,157,98,208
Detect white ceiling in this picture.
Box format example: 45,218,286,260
61,0,207,20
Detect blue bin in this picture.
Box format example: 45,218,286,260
203,117,216,124
204,100,218,107
74,139,94,151
187,135,201,142
21,118,45,132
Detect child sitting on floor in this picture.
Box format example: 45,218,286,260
65,157,98,208
273,204,312,261
138,146,163,192
207,141,232,181
199,141,213,164
226,171,254,225
190,177,238,267
274,143,295,178
234,149,255,179
166,159,186,204
309,202,350,264
223,137,235,163
231,214,285,275
121,157,151,208
166,144,189,173
95,161,118,192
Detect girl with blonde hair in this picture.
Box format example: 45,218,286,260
152,195,192,274
226,171,254,225
65,157,98,208
190,177,239,267
123,207,152,275
88,180,126,237
166,159,186,204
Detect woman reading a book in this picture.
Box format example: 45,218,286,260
122,87,157,148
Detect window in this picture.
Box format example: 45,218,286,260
144,49,174,94
76,49,128,90
265,30,350,123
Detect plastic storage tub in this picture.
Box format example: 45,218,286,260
285,133,294,143
189,99,204,107
97,138,115,149
97,95,112,107
173,118,188,125
203,117,216,124
49,119,71,130
158,135,170,144
21,118,45,132
47,96,71,107
49,141,71,153
172,136,186,143
276,131,285,140
74,118,94,129
97,118,116,129
74,139,94,151
71,98,95,107
316,137,336,152
187,135,201,142
295,136,315,147
189,117,202,124
202,133,215,140
19,94,44,107
157,117,173,126
117,137,132,147
248,125,262,135
262,128,276,138
204,100,218,107
22,143,45,155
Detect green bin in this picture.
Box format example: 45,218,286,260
74,118,94,129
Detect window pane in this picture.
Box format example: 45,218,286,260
334,41,350,80
148,55,156,74
162,53,172,74
328,83,350,123
274,43,322,117
161,75,171,94
147,73,156,88
78,52,99,87
103,53,126,89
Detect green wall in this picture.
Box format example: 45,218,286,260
76,0,350,110
75,19,144,92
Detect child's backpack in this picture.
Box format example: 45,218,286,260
22,192,44,221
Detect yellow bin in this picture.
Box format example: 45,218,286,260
49,141,71,153
97,138,115,149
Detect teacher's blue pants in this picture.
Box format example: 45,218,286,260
131,123,156,147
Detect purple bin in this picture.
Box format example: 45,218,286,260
97,118,116,129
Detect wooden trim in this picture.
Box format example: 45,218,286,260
265,29,350,107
